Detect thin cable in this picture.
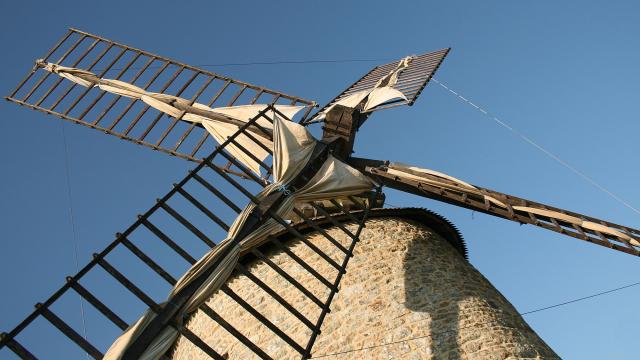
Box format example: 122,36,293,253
519,281,640,315
311,280,640,358
60,123,89,357
311,319,504,359
196,58,391,67
104,57,393,72
430,78,640,216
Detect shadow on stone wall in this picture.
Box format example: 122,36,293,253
402,225,560,359
403,229,465,359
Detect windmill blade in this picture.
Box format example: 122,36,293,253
0,107,279,359
307,48,450,124
356,159,640,257
0,106,376,359
6,28,315,164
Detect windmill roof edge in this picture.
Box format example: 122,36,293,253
241,207,468,261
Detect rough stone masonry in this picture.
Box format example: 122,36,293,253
172,210,559,359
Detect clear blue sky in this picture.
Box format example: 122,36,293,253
1,1,639,359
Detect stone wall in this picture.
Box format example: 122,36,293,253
172,214,559,359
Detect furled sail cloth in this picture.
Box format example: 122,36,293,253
102,116,373,360
37,61,306,176
185,104,305,176
315,56,414,119
385,163,640,246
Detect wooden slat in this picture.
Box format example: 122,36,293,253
235,263,316,330
200,305,274,360
2,335,38,360
159,202,216,248
221,285,307,356
40,307,103,359
69,280,129,330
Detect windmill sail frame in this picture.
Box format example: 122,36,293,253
364,161,640,257
6,28,315,164
306,48,450,123
0,106,375,359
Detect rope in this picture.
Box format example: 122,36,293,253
60,123,89,357
311,280,640,358
430,78,640,217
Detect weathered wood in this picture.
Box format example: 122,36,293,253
321,105,366,158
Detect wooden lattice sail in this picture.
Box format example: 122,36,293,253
6,28,314,167
0,103,378,359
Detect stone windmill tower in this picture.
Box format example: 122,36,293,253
2,29,638,359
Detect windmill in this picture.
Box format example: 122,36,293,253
1,28,638,359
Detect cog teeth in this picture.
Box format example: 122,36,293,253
370,206,468,259
417,207,467,260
